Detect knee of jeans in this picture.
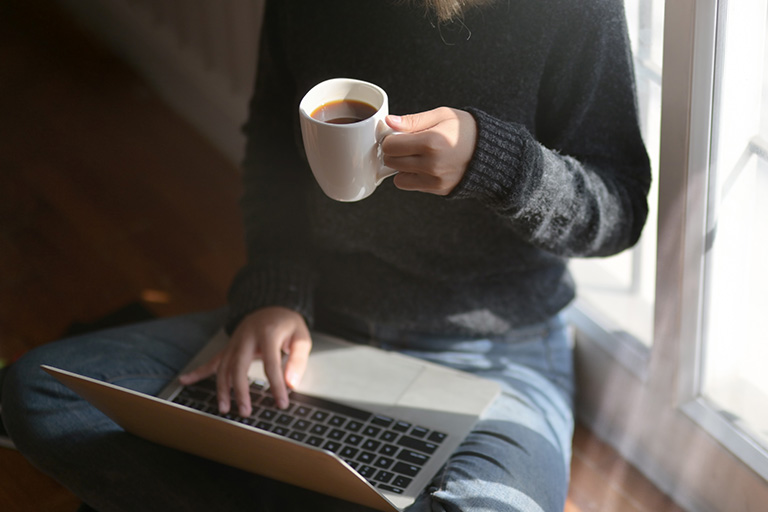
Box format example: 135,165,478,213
1,347,75,454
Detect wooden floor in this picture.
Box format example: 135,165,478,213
0,1,686,511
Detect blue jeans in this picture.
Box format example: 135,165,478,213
1,309,574,512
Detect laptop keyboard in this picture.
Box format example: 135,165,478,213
171,377,448,494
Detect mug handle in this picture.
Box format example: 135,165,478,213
375,122,398,185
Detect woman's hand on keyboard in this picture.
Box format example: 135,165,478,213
179,306,312,416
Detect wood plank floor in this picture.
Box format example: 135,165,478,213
0,1,686,511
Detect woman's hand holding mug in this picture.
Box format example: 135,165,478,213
383,107,477,196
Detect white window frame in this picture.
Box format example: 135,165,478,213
570,1,768,510
679,0,768,482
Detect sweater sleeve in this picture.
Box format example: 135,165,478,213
450,0,651,259
225,1,315,334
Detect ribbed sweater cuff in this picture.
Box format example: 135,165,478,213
225,261,315,334
448,107,529,208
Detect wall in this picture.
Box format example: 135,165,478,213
57,0,265,165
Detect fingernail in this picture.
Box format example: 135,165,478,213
219,400,228,413
239,405,251,417
277,397,289,410
388,115,402,124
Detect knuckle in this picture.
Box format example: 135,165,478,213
423,132,446,153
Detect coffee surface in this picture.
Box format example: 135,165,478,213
311,99,377,124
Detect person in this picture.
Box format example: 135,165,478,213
1,0,651,510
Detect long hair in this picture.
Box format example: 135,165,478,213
406,0,496,22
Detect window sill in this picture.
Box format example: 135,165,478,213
565,298,651,383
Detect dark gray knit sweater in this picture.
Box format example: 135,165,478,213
226,0,651,338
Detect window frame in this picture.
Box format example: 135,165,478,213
570,0,768,509
677,0,768,482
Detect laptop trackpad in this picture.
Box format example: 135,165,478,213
250,335,424,407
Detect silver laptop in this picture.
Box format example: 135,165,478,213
43,330,500,511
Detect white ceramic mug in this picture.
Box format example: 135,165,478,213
299,78,396,202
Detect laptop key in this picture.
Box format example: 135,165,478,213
380,430,399,443
345,420,364,432
371,415,394,427
201,405,218,415
311,411,330,422
393,420,411,432
379,484,406,494
276,414,294,426
393,462,421,477
357,451,376,464
345,433,363,446
323,440,342,452
374,470,394,483
357,465,376,478
379,444,398,456
289,431,307,442
293,419,311,431
294,406,312,417
259,409,278,421
410,426,429,438
392,475,413,489
396,449,429,466
374,456,394,469
310,424,328,436
428,431,447,443
397,436,438,454
340,446,359,459
272,426,290,436
306,436,324,447
181,387,213,402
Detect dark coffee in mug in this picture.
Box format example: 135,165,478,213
311,99,378,124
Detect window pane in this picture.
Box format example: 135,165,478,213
569,0,662,348
702,0,768,452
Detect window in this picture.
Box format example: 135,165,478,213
682,0,768,480
570,0,768,509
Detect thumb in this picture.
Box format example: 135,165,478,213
179,352,221,385
386,110,441,134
